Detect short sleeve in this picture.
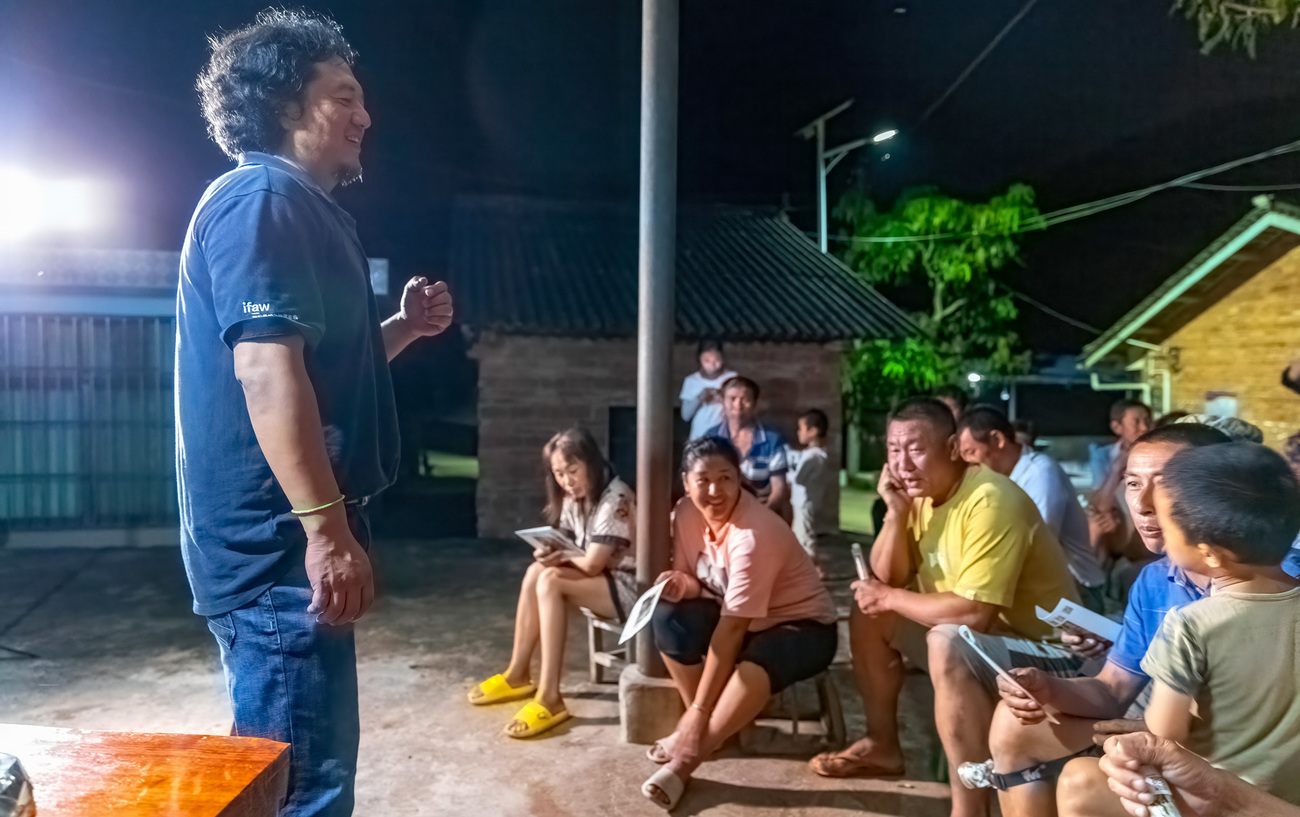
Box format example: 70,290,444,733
679,374,698,402
794,451,825,487
198,189,327,350
767,433,789,476
1140,607,1206,697
719,530,774,620
591,486,634,550
1106,568,1159,678
948,490,1031,608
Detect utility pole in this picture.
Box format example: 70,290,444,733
796,100,896,253
620,0,683,746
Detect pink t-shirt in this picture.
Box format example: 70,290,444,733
672,492,837,632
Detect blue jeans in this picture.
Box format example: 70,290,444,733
204,507,368,817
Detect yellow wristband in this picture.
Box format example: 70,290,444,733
291,494,345,516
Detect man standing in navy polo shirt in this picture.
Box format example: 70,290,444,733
178,10,453,816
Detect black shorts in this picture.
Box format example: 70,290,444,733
651,597,837,693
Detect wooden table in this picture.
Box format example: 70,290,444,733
0,723,289,817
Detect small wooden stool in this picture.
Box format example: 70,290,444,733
580,607,628,684
770,670,846,749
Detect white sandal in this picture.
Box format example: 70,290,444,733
641,767,686,810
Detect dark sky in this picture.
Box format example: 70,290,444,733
4,0,1300,354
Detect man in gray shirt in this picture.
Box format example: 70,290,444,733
958,406,1105,595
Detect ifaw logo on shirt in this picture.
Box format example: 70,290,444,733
242,302,273,315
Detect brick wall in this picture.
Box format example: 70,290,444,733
1165,245,1300,449
470,332,844,537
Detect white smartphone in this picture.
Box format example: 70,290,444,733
958,625,1060,725
851,542,869,582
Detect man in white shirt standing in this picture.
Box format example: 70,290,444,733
679,340,737,442
791,408,836,566
957,406,1107,604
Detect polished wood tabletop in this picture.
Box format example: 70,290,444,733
0,723,289,817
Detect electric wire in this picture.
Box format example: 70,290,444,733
914,0,1041,128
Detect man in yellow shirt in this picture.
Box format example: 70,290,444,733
810,398,1082,817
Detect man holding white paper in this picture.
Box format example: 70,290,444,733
985,423,1233,817
809,398,1082,817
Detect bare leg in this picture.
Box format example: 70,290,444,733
1057,758,1129,817
503,561,546,687
649,661,772,800
533,567,617,712
928,625,996,817
661,654,706,708
989,702,1100,817
816,605,905,770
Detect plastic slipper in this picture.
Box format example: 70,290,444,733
808,751,905,779
641,767,686,810
467,673,536,706
503,700,572,739
646,740,671,764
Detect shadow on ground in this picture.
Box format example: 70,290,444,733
0,536,952,816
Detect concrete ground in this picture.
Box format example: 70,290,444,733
0,537,954,816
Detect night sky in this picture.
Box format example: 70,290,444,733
5,0,1300,355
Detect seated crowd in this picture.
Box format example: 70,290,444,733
466,359,1300,817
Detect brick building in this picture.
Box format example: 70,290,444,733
1083,199,1300,449
448,196,914,537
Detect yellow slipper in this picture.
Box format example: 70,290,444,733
467,673,537,706
503,700,572,739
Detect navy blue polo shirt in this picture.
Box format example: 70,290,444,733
175,152,399,617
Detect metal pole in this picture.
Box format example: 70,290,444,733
635,0,677,677
816,120,827,253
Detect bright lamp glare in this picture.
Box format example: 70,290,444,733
0,166,107,243
967,372,982,383
872,129,898,143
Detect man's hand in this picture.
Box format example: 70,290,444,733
997,667,1053,724
655,570,695,603
700,387,720,405
1093,718,1146,747
1101,732,1221,817
852,576,895,617
303,514,374,625
877,463,912,518
399,277,454,338
1063,631,1110,661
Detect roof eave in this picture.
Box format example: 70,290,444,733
1082,206,1300,369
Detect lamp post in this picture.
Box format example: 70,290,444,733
795,100,896,253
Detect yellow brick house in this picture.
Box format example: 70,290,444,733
1083,199,1300,449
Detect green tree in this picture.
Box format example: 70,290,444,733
1173,0,1300,56
835,184,1039,417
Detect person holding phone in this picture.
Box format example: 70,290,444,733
465,427,636,739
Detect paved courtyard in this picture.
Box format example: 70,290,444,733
0,537,953,816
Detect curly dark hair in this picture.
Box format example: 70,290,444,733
197,8,357,159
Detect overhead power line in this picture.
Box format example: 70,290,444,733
833,136,1300,245
914,0,1041,128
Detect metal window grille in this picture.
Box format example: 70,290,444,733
0,314,176,530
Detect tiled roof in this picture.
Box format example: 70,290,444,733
448,196,915,342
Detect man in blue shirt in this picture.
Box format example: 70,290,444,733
705,376,789,517
981,424,1232,817
180,11,452,816
977,421,1300,817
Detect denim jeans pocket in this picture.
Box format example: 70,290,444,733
206,612,236,650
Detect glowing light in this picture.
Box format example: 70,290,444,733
0,166,108,243
967,372,982,383
872,129,899,143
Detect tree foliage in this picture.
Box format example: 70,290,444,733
835,184,1040,416
1173,0,1300,56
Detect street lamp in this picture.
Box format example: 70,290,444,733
0,166,107,244
796,100,896,253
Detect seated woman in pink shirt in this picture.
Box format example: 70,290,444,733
641,436,838,810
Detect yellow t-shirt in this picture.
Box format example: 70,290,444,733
907,465,1080,641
